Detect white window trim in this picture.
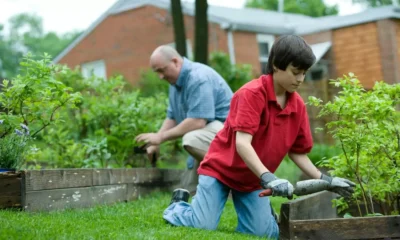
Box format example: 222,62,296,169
257,34,274,58
81,60,107,80
257,34,274,73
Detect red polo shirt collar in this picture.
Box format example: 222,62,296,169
263,74,297,115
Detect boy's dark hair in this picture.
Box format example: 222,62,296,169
266,35,316,74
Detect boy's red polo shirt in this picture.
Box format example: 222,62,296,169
198,74,313,192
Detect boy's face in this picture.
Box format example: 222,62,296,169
274,63,307,93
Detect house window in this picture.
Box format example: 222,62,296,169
257,34,274,74
81,60,107,80
167,39,193,60
305,60,329,81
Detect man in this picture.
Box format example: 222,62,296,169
135,45,233,193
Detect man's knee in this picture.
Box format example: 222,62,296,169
182,130,206,150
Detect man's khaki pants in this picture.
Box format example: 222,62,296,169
179,120,224,193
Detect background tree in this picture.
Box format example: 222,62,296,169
352,0,394,7
194,0,208,64
245,0,339,17
170,0,187,57
0,13,80,79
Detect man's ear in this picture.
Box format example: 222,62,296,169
171,57,179,66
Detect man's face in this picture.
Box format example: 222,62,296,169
151,56,179,84
274,63,307,93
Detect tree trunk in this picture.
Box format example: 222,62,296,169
194,0,208,64
170,0,187,57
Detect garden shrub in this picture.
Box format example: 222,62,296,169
308,73,400,216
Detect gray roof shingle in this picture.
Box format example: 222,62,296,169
53,0,400,63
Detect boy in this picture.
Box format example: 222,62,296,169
163,35,355,239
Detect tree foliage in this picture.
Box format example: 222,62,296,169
245,0,339,17
0,13,80,79
352,0,394,7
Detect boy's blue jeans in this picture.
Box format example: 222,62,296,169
163,175,279,239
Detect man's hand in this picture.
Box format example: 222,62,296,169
321,174,356,198
146,145,159,161
260,172,294,198
135,133,163,145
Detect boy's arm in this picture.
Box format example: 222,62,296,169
235,131,268,177
236,131,293,197
289,152,356,197
288,152,322,179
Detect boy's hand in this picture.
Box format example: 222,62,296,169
321,174,356,198
260,172,294,198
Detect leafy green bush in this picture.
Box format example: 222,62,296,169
308,143,341,167
308,73,400,216
209,52,253,92
136,69,169,97
0,54,81,169
24,67,183,169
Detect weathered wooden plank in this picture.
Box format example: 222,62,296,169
289,216,400,240
92,169,140,185
162,169,183,183
0,175,21,195
25,169,93,191
91,168,183,186
0,172,21,179
0,172,22,209
134,168,164,184
24,184,128,212
281,191,338,221
0,196,21,208
280,191,338,240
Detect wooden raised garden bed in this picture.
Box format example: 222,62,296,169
0,168,182,212
279,191,400,240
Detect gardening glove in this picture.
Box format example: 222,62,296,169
260,172,294,198
321,173,356,198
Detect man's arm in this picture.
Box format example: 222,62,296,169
288,152,322,179
158,118,177,134
161,118,206,142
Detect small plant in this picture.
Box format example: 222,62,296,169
0,53,81,169
0,122,30,169
308,73,400,216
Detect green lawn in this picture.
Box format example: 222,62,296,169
0,192,288,240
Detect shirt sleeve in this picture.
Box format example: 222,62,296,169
167,87,175,120
186,80,215,121
167,105,174,120
229,89,265,135
290,106,313,153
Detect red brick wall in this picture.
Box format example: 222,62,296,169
302,31,333,44
332,22,383,89
58,5,229,85
233,31,263,75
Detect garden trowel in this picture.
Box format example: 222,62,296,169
133,144,157,168
258,179,331,199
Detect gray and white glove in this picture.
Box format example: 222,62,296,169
260,172,294,198
321,173,356,198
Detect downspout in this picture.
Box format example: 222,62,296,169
227,29,236,65
221,22,236,65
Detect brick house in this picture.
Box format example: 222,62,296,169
54,0,400,89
